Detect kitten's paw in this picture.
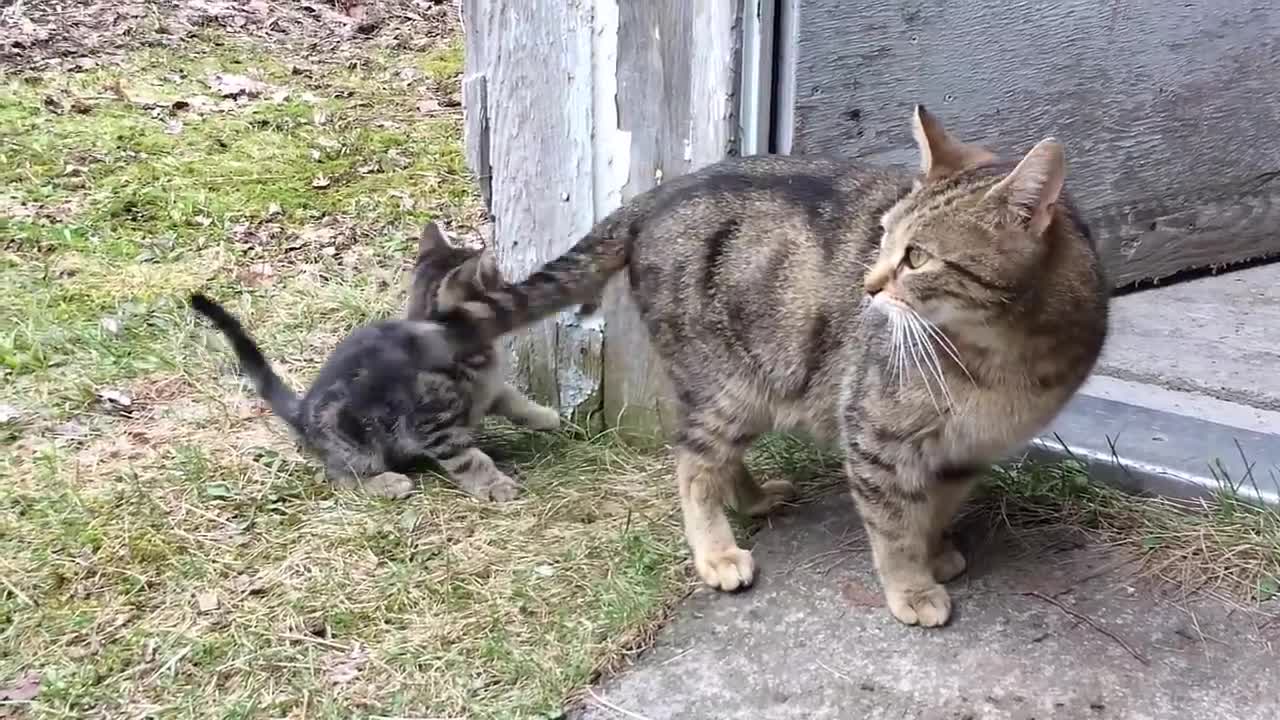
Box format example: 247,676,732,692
461,472,519,502
741,479,796,517
886,583,952,627
525,406,561,432
931,542,967,583
487,473,519,502
694,546,755,592
363,472,415,500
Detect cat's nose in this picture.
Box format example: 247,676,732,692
863,265,890,297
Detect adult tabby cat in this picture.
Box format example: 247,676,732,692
434,107,1109,626
190,222,560,500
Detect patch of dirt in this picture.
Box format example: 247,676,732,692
1,0,460,71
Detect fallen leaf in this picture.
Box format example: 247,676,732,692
96,388,134,411
172,94,216,113
311,175,332,189
0,671,41,703
231,573,269,596
840,580,885,608
0,404,20,424
325,645,369,685
204,483,236,499
207,72,268,99
236,262,276,288
398,508,421,533
195,590,220,613
50,420,88,441
42,94,68,114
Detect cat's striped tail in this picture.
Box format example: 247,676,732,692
189,294,304,434
433,208,638,353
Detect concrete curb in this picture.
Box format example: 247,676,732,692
1025,382,1280,506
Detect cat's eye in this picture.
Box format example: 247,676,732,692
903,245,929,270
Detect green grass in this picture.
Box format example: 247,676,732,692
0,23,689,720
0,32,474,416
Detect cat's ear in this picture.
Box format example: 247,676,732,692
912,104,995,181
418,221,449,255
472,251,502,290
984,137,1066,236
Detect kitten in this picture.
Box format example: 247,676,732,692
432,106,1109,627
189,222,561,500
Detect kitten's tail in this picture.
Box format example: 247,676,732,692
189,294,304,432
433,205,640,352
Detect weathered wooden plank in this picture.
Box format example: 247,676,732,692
601,0,741,438
461,0,598,411
788,0,1280,286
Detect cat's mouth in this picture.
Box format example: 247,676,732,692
868,292,912,316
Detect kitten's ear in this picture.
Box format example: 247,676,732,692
472,251,502,290
418,221,449,255
912,104,996,181
984,137,1066,236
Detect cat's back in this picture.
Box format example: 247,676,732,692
626,153,911,402
303,320,456,403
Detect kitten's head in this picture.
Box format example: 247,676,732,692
405,222,503,320
864,106,1078,330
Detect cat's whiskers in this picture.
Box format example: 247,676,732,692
910,309,974,384
898,309,942,414
888,312,905,387
904,312,954,411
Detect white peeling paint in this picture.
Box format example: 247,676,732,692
555,0,631,413
688,3,736,168
591,0,630,219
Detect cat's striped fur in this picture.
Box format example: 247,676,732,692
435,107,1109,626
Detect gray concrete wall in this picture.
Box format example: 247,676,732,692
790,0,1280,286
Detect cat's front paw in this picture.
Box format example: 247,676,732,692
886,583,952,627
694,546,755,592
524,405,561,432
362,472,416,500
487,473,519,502
461,471,519,502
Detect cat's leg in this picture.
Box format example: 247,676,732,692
844,450,960,627
674,400,763,592
489,383,561,431
729,460,796,517
927,469,982,583
421,425,519,501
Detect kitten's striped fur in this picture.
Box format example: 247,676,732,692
436,107,1109,626
191,223,560,501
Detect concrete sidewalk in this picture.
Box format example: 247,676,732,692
573,495,1279,720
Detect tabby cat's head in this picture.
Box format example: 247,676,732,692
864,106,1078,329
405,222,504,320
